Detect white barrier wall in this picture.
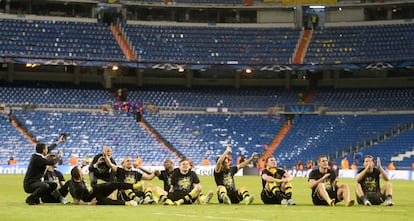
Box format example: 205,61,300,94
1,165,412,180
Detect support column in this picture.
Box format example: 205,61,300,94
102,68,112,89
235,10,240,23
323,70,330,80
136,69,143,87
7,63,14,83
91,7,96,19
5,0,11,13
387,8,393,20
185,10,190,22
294,6,303,28
185,70,192,88
73,66,80,85
333,70,340,88
285,71,291,89
234,72,241,89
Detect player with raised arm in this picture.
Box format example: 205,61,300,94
103,154,174,205
356,155,394,206
23,136,65,205
89,146,116,187
157,158,177,192
214,146,257,205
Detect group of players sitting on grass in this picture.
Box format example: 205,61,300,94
23,137,394,207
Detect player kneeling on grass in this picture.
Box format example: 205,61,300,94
104,155,174,205
214,146,257,205
356,155,394,206
261,156,295,205
64,166,141,206
308,155,354,207
167,158,213,205
23,136,65,205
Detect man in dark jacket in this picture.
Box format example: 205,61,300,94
23,136,65,205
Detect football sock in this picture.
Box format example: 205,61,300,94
124,189,140,201
218,186,228,200
239,187,250,199
144,186,153,201
284,182,293,199
132,182,143,191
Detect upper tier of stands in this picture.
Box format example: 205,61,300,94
305,23,414,64
0,19,125,61
1,17,413,66
123,24,300,64
10,110,177,165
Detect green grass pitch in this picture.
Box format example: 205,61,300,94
0,174,413,221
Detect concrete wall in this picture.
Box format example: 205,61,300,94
326,7,365,23
257,8,295,23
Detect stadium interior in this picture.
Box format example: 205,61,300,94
0,0,413,170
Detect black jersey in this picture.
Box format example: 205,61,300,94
66,179,94,202
261,167,286,188
23,153,59,187
357,167,381,193
308,168,337,195
170,169,200,192
44,169,65,185
115,167,143,184
89,153,116,175
214,166,238,190
158,168,177,191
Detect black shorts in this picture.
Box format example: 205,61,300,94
167,190,195,204
218,188,243,204
261,189,283,204
41,194,60,203
312,190,340,205
357,192,384,205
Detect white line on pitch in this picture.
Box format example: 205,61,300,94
153,212,265,221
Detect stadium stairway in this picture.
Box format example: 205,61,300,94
292,29,313,64
302,90,315,104
140,117,185,160
110,24,136,61
10,117,37,146
260,123,292,162
391,149,414,162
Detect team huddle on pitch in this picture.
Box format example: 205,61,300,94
23,139,394,207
